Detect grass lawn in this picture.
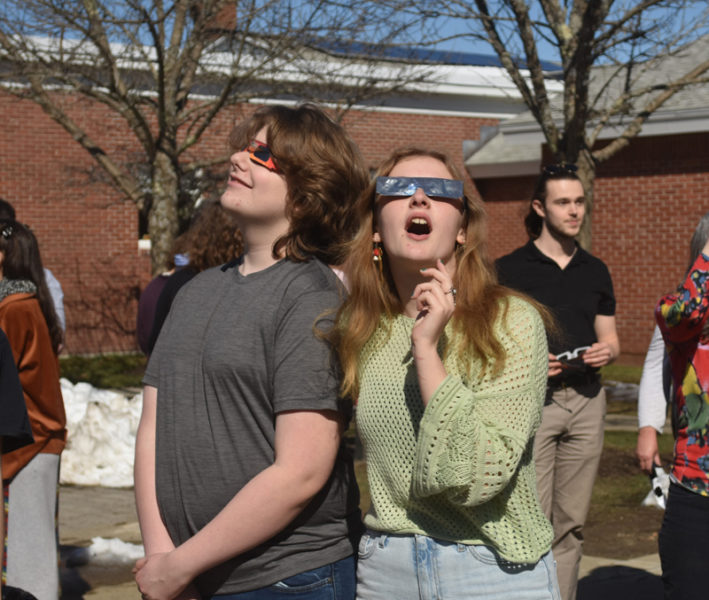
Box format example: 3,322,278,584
600,363,643,384
584,430,673,558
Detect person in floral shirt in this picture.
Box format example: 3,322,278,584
655,210,709,600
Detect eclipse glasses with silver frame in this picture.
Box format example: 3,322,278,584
376,177,464,200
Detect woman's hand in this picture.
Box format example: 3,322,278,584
134,551,193,600
411,259,456,357
410,259,456,405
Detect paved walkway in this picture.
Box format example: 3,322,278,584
59,483,664,600
63,550,664,600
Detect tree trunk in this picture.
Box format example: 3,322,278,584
149,151,180,274
575,150,596,252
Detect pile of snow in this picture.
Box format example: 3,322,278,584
604,380,639,403
60,379,142,488
88,537,144,565
63,537,145,584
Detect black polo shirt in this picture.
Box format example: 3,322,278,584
495,241,616,394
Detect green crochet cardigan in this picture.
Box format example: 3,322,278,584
357,296,553,564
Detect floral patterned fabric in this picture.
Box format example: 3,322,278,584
656,252,709,496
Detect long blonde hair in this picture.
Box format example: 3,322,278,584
335,148,525,398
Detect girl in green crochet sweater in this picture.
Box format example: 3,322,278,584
336,148,560,599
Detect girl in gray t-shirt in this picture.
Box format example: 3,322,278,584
135,104,368,599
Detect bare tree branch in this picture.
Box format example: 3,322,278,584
3,76,144,204
404,0,709,248
593,56,709,162
0,0,434,271
471,0,561,151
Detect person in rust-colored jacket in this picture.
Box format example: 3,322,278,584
0,219,65,600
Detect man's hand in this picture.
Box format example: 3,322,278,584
582,342,615,368
548,352,563,377
591,314,619,367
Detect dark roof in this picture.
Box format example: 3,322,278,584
310,39,560,71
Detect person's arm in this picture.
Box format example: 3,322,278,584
134,385,201,600
411,299,548,506
636,326,667,473
134,385,175,556
134,408,343,600
637,427,660,474
582,314,620,367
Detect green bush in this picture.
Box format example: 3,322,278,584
60,353,147,389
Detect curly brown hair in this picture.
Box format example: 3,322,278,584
169,200,242,272
227,104,369,266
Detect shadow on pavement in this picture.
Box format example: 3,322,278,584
578,566,662,600
60,545,91,600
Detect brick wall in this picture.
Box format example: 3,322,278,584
8,84,701,359
482,132,709,359
0,90,495,353
342,110,497,170
0,92,251,353
1,93,144,353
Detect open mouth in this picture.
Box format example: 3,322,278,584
407,217,431,236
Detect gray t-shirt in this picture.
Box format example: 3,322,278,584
144,258,360,596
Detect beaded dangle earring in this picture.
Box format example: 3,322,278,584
372,241,383,276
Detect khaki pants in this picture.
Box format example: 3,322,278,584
534,387,605,600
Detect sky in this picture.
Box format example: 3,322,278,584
428,2,709,64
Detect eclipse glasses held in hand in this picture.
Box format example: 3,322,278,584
555,346,591,369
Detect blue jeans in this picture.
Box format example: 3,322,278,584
214,555,356,599
356,531,560,600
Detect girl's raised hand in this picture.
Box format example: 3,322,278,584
411,259,456,356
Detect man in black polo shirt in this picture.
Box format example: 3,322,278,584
496,165,619,600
